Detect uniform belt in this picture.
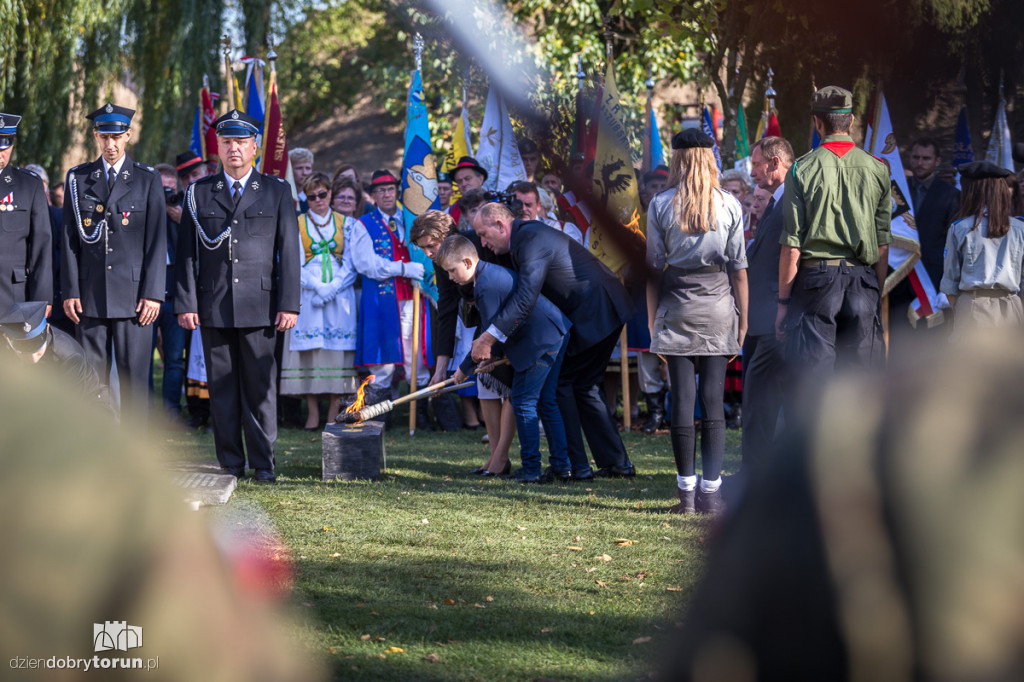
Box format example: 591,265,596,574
963,288,1015,298
668,264,725,275
801,257,865,268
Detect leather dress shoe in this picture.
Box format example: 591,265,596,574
594,463,636,479
572,469,595,481
469,466,488,475
481,461,512,477
501,470,542,483
220,466,244,478
539,467,571,483
253,469,277,483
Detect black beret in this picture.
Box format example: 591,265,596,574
958,160,1014,180
811,86,853,114
671,129,715,150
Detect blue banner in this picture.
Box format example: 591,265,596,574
401,69,439,302
702,106,722,172
648,108,665,171
952,103,974,169
189,103,203,158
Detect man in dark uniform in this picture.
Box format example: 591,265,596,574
742,136,794,472
175,110,300,482
470,202,636,479
0,113,52,316
0,301,105,405
61,103,166,419
777,86,891,391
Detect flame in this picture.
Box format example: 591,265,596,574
624,208,642,234
344,375,376,421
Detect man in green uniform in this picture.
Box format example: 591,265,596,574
776,86,891,381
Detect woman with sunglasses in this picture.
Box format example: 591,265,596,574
281,171,359,429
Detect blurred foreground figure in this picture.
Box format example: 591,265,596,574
671,329,1024,681
0,357,322,681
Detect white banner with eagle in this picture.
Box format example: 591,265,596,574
476,87,526,192
866,92,947,327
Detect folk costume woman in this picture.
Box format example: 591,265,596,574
281,172,358,428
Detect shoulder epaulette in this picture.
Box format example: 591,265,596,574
134,161,158,174
69,162,91,173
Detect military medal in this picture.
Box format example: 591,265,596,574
121,212,130,226
83,218,92,227
1,192,12,211
96,204,104,213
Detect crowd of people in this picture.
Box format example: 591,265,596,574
1,83,1022,510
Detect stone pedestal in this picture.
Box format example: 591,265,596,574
166,461,237,506
322,421,386,481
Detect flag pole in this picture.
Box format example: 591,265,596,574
602,21,631,431
408,32,425,437
221,35,233,115
261,34,277,173
643,66,653,174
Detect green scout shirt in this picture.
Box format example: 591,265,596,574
781,134,892,265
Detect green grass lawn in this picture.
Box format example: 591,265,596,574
159,393,739,681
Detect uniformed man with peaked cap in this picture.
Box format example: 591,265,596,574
777,85,891,388
0,113,53,315
61,102,166,420
175,109,300,482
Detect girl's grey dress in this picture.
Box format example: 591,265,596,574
646,187,747,356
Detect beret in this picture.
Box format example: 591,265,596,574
672,128,715,150
811,85,853,114
958,160,1014,180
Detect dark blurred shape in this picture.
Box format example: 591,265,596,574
0,357,323,681
670,329,1024,681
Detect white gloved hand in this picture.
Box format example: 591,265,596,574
310,294,326,308
402,261,425,281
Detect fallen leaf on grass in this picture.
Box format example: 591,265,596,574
666,586,683,592
322,526,335,531
421,519,429,524
424,653,440,663
517,526,527,531
567,546,583,551
375,636,386,642
485,596,494,602
384,647,404,654
596,554,612,562
444,598,456,605
473,603,486,608
360,634,371,641
368,653,386,659
585,567,597,573
595,580,608,588
614,538,634,546
330,553,341,557
370,611,379,616
540,627,552,633
633,636,652,645
329,648,337,654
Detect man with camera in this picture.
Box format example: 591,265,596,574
150,163,186,420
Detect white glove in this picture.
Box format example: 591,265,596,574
314,280,337,301
310,294,326,308
402,261,425,281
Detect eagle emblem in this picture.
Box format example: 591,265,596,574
597,159,632,200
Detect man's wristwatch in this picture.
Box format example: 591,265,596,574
777,296,792,305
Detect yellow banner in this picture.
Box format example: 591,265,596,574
589,61,643,274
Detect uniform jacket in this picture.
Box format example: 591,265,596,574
489,219,633,356
912,178,960,288
0,164,52,310
164,217,179,301
175,171,300,328
747,193,785,336
61,156,166,318
459,260,569,374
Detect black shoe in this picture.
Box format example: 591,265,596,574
219,466,244,478
463,423,483,431
469,466,488,475
695,487,725,515
501,470,542,483
254,469,277,483
642,390,666,434
303,426,319,432
539,467,571,483
594,464,637,479
479,469,505,478
572,469,595,481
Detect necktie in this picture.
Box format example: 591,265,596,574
232,181,242,207
107,167,116,191
765,196,776,217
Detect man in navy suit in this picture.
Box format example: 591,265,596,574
470,202,636,479
742,137,794,473
175,110,300,482
441,234,572,483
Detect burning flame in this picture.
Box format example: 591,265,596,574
624,208,642,235
344,375,376,422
